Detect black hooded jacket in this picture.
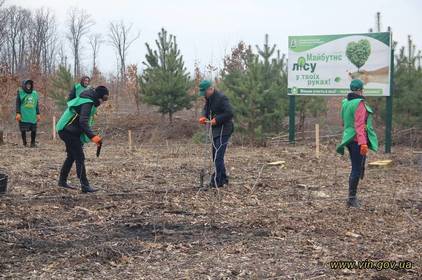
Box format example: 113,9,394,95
16,80,40,115
63,88,101,139
202,90,234,138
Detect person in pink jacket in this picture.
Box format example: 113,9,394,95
337,79,378,207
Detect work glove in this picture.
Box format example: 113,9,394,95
91,135,102,146
36,114,41,122
199,116,207,125
360,144,368,156
16,113,21,122
211,118,217,126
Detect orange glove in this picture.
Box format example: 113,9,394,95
91,135,102,146
211,118,217,126
16,113,21,122
199,116,207,125
360,144,368,156
36,114,41,122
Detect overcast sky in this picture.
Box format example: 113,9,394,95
8,0,422,76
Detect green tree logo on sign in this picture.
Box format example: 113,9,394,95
346,39,371,72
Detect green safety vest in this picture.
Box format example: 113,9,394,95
56,97,97,143
74,83,90,98
336,98,378,155
18,89,39,124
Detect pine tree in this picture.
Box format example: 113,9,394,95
222,35,288,142
49,65,73,110
139,28,193,122
393,37,422,127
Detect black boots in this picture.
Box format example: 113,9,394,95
21,131,36,147
30,131,36,147
21,132,27,146
58,181,77,190
81,184,97,193
201,177,229,191
347,177,360,208
58,181,97,193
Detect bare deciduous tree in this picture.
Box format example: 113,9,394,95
108,21,140,81
0,1,7,56
29,8,57,74
3,6,31,75
57,43,68,69
88,33,103,74
66,7,94,78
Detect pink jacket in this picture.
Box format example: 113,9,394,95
354,101,368,145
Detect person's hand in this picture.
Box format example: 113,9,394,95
36,114,41,122
199,116,207,125
16,114,21,122
360,144,368,156
91,135,102,146
211,118,217,126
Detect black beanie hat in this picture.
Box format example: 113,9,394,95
95,86,109,98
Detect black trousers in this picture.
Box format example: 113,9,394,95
211,134,230,186
59,130,89,186
19,122,36,145
347,141,364,181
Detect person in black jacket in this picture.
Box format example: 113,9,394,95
58,86,109,193
198,80,234,189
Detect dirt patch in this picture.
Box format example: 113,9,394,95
0,141,421,279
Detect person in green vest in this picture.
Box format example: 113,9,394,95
56,86,109,193
67,76,91,101
336,79,378,208
15,80,40,147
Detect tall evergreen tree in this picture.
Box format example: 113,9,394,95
139,28,193,122
393,37,422,127
222,35,288,142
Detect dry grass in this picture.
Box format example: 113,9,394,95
0,140,421,279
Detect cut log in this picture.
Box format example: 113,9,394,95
267,161,286,166
368,160,393,168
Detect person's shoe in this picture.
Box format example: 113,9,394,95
30,143,36,148
199,182,215,191
58,181,77,190
347,197,361,208
347,177,360,208
210,182,225,189
81,184,97,193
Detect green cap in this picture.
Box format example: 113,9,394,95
198,80,212,96
350,79,364,91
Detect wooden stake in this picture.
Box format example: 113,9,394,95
315,123,320,158
52,116,56,141
128,129,132,150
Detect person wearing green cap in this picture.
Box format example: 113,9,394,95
336,79,378,208
198,80,234,189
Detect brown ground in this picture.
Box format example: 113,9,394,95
0,132,421,279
